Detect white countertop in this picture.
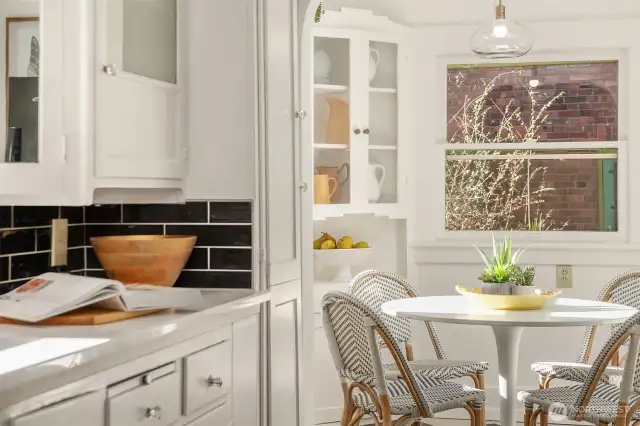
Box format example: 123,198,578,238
0,289,269,414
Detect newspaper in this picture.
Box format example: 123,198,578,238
0,273,204,323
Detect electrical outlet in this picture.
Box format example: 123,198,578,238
556,265,573,288
51,219,68,267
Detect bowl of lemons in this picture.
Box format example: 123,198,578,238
313,233,372,282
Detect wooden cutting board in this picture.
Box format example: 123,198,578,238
0,307,170,326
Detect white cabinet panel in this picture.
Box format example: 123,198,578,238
269,282,302,426
12,391,106,426
108,364,181,426
184,0,257,200
232,314,260,426
184,336,232,415
264,0,301,285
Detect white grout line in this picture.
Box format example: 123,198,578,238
0,250,51,259
84,222,252,226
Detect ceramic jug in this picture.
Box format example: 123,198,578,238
367,163,386,203
314,49,332,84
369,48,380,83
314,174,338,204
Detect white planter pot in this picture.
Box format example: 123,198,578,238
512,286,536,295
480,282,513,295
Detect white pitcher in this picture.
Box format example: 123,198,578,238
314,49,332,84
368,163,386,203
369,48,380,83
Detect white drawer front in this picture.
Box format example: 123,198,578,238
108,368,181,426
185,400,232,426
184,338,232,415
13,391,105,426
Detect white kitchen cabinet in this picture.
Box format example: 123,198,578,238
11,391,105,426
0,0,186,205
311,8,411,220
184,401,231,426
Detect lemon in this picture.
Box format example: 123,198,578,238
320,240,336,250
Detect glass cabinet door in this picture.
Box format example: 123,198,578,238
313,35,352,205
107,0,177,84
365,38,399,204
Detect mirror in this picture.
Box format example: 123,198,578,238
2,1,40,163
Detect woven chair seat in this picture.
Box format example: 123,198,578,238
519,383,640,424
354,377,484,416
531,361,623,387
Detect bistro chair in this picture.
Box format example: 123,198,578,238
532,270,640,389
322,291,486,426
519,310,640,426
349,270,490,388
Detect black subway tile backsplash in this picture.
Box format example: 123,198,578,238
0,201,253,294
175,271,252,289
183,247,209,270
209,202,252,223
165,225,252,247
1,229,36,255
123,203,208,224
210,248,252,270
85,205,122,224
14,206,59,227
11,252,50,280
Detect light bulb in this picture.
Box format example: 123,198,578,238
492,19,508,38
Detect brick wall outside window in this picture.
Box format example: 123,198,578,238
447,61,618,231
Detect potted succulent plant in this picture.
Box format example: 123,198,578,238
475,235,525,295
507,265,537,295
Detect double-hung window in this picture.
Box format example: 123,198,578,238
435,51,627,242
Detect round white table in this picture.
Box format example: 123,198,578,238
381,296,637,426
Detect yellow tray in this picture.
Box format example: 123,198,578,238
455,286,562,311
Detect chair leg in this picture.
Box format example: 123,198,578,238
341,383,355,426
348,408,365,426
530,408,542,426
540,409,548,426
473,401,485,426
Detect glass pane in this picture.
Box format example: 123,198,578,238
369,150,397,204
123,0,177,84
447,61,618,143
314,37,350,147
4,14,40,163
445,149,618,231
369,41,397,90
369,92,397,147
314,149,350,205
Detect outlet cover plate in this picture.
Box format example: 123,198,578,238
51,219,68,267
556,265,573,289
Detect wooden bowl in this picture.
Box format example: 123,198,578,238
90,235,197,287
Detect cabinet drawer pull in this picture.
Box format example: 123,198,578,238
144,406,162,420
207,375,223,388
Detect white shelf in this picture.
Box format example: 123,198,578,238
313,143,349,150
314,84,349,93
369,145,397,151
314,203,406,221
369,87,397,94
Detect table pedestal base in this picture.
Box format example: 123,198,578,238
492,326,524,426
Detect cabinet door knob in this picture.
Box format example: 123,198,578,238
102,64,117,76
207,375,223,388
299,182,308,192
363,128,370,135
144,406,162,419
295,110,307,119
354,128,361,135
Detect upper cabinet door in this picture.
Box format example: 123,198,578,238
264,0,301,286
96,0,185,180
0,0,65,203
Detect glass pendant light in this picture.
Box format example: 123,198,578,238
470,0,532,59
